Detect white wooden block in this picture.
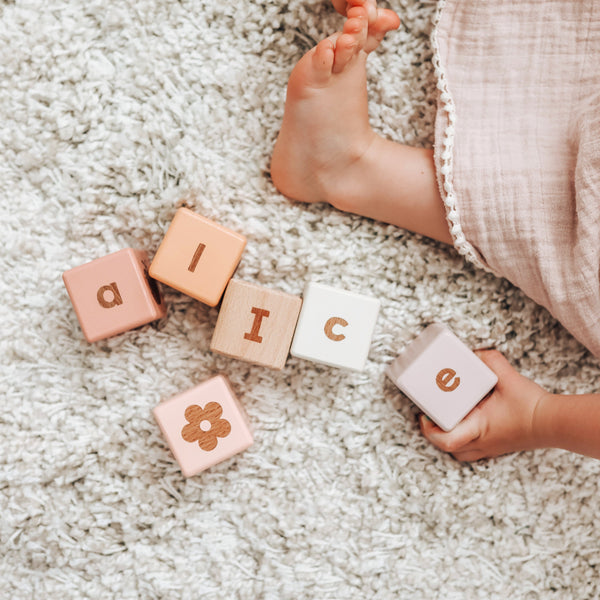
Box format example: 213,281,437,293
290,282,380,371
385,323,498,431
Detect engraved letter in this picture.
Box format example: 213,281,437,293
244,307,270,343
188,242,206,272
97,282,123,308
436,368,460,392
324,317,348,341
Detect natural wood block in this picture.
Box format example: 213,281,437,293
153,375,253,477
210,279,302,370
290,282,380,371
386,323,498,431
149,207,246,307
62,248,166,342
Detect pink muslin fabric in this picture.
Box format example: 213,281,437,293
433,0,600,357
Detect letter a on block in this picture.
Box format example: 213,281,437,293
97,282,123,308
63,248,166,343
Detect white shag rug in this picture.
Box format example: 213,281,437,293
2,1,599,598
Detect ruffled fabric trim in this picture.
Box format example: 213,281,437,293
430,0,487,271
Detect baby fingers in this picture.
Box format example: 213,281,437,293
419,413,481,456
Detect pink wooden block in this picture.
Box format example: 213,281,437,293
153,375,253,477
386,323,498,431
62,248,166,343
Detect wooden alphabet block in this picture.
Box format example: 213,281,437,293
62,248,166,342
153,375,253,477
210,279,302,370
290,282,380,371
385,323,498,431
149,207,246,307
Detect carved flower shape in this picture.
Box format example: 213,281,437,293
181,402,232,451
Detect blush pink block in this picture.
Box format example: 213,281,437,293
149,207,246,307
62,248,166,343
386,323,498,431
153,375,253,477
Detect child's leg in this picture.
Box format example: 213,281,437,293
270,2,452,244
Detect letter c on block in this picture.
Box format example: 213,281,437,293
324,317,348,342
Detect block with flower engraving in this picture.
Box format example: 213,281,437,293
152,375,253,477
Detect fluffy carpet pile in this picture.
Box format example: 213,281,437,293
1,0,599,598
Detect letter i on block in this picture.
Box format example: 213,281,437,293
290,282,380,371
62,248,166,342
153,375,253,477
385,323,498,431
149,207,246,306
210,279,302,369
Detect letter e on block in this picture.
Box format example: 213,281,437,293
386,323,497,431
435,368,460,392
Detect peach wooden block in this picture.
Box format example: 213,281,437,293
210,279,302,370
62,248,166,343
153,375,253,477
386,323,498,431
149,207,246,307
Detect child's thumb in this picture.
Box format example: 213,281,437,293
419,412,481,454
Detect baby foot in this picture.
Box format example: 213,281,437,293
332,0,400,52
331,0,350,14
270,4,399,208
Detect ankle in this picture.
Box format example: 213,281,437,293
321,132,379,212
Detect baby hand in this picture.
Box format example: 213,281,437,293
419,350,549,461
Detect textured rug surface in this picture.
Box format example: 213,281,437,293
1,1,599,598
